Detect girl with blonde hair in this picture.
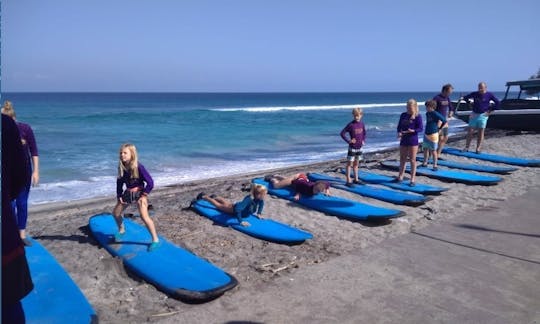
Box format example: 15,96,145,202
1,100,40,246
113,143,160,251
196,184,268,227
395,99,423,186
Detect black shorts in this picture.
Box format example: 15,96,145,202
122,190,142,204
347,148,363,162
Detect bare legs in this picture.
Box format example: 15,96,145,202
202,195,234,214
437,133,448,157
398,145,418,185
431,150,439,169
476,128,485,153
409,146,418,184
112,201,127,234
202,195,250,226
465,127,475,151
269,174,299,188
345,160,360,184
422,146,430,166
423,148,438,169
464,127,484,153
112,196,159,243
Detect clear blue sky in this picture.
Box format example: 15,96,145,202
2,1,539,92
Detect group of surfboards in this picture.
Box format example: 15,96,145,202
24,147,540,321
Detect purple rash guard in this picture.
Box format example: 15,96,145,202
340,120,366,149
2,114,34,306
16,122,38,170
116,163,154,198
463,91,500,114
433,94,454,118
397,112,423,146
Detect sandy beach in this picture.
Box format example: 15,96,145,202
26,130,540,323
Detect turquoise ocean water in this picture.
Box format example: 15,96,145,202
2,92,473,205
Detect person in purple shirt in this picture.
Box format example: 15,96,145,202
396,99,423,186
461,82,500,153
2,114,34,323
1,101,40,246
340,107,366,186
112,143,160,251
433,84,454,156
266,173,330,200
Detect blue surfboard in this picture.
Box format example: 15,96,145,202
417,156,517,174
22,237,97,324
442,147,540,167
416,156,517,174
380,160,502,185
252,178,404,221
89,214,237,302
307,172,429,206
339,168,448,195
191,199,313,244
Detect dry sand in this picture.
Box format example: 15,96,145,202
27,130,540,323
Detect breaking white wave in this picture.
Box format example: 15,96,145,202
212,102,406,112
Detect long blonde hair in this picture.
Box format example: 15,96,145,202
407,99,419,118
1,100,16,118
118,143,139,179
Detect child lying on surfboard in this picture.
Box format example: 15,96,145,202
196,184,268,227
265,173,330,201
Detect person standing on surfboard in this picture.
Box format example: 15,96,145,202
266,173,330,200
461,82,500,154
196,184,268,227
396,99,423,186
2,101,40,247
113,143,160,251
340,107,366,187
433,84,454,157
421,100,447,171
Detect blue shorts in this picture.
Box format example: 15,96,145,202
469,113,489,129
422,136,438,151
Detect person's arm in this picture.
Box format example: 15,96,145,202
397,114,404,137
437,112,448,129
362,123,366,146
489,93,500,112
256,200,264,217
25,125,40,186
448,98,455,117
116,177,124,200
462,92,473,102
31,156,39,186
139,164,154,196
412,115,423,133
340,124,351,144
